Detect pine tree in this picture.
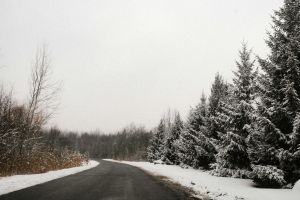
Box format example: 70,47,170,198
209,73,229,116
147,119,165,162
176,93,216,169
232,43,258,138
188,93,208,132
208,73,229,139
254,0,300,183
162,112,183,165
215,44,257,171
216,132,250,169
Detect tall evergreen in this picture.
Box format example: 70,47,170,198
188,93,208,133
209,73,229,116
147,119,165,162
162,112,183,164
232,44,258,138
215,44,257,171
253,0,300,182
177,93,216,169
208,73,229,139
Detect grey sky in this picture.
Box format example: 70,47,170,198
0,0,283,132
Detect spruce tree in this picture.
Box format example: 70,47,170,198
208,73,229,139
162,112,183,164
209,73,229,116
253,0,300,183
188,93,208,133
232,44,258,138
215,44,257,172
147,119,165,162
177,93,216,169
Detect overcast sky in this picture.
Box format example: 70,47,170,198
0,0,283,133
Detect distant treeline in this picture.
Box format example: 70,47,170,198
44,125,152,161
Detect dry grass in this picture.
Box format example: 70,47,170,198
0,150,88,176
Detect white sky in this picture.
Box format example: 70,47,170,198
0,0,283,133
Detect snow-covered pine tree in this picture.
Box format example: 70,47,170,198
207,73,229,139
176,93,216,169
253,0,300,184
188,93,208,132
214,44,257,173
162,112,183,165
209,73,229,116
147,119,165,162
232,43,258,138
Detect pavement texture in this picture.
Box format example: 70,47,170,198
0,160,193,200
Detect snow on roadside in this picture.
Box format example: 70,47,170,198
0,160,99,195
106,159,299,200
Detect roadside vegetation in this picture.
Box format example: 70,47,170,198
0,46,87,176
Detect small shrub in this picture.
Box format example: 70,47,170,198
252,165,286,188
210,164,253,179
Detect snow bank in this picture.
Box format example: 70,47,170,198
107,160,298,200
293,180,300,193
0,160,99,195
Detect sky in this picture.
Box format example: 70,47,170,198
0,0,283,133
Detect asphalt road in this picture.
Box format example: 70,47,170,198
0,160,192,200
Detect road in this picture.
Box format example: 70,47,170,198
0,160,193,200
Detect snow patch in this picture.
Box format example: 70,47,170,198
293,180,300,193
0,160,99,195
106,159,298,200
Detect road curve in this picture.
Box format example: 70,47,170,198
0,160,192,200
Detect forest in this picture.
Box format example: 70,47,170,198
147,1,300,188
43,125,151,160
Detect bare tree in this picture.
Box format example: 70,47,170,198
19,45,61,155
28,45,60,125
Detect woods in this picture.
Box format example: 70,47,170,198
43,125,151,161
147,0,300,188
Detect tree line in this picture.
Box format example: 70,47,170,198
43,124,152,161
147,0,300,188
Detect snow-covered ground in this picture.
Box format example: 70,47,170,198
107,160,299,200
0,160,99,195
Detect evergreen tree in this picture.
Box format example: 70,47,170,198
254,0,300,183
176,93,216,169
188,93,208,132
232,43,258,138
216,132,250,169
209,73,229,116
162,112,183,164
215,44,257,171
147,119,165,162
208,73,229,139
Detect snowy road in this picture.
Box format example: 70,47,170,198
0,160,192,200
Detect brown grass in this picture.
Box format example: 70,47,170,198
0,150,88,176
